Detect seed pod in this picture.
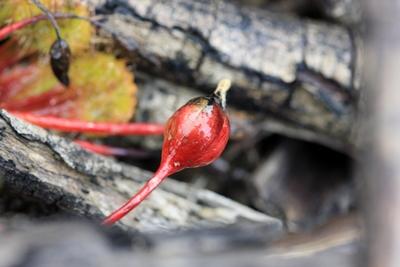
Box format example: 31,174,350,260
50,39,71,87
161,81,230,172
102,79,231,225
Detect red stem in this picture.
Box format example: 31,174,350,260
1,87,67,111
0,15,46,40
26,101,75,117
102,166,171,225
11,112,165,135
74,140,150,158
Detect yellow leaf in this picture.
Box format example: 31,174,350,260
10,52,137,123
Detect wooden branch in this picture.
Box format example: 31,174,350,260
0,110,281,232
89,0,360,148
135,73,351,152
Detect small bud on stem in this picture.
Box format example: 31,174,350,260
214,79,231,109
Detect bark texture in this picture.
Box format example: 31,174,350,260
135,73,352,151
87,0,360,152
0,110,281,232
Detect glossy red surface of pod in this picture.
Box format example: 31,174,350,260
102,80,231,225
160,95,230,175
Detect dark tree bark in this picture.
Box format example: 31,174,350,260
87,0,361,153
0,110,281,232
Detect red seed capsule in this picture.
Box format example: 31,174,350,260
102,79,231,225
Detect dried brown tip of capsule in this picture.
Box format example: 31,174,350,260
214,79,231,109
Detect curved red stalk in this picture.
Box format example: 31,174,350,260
75,140,150,158
0,15,47,40
102,166,171,225
11,112,165,135
1,86,67,111
102,79,232,226
0,12,99,42
26,100,76,117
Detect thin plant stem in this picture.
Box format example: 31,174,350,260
31,0,62,40
75,140,151,158
0,15,46,40
11,112,165,136
102,166,171,225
